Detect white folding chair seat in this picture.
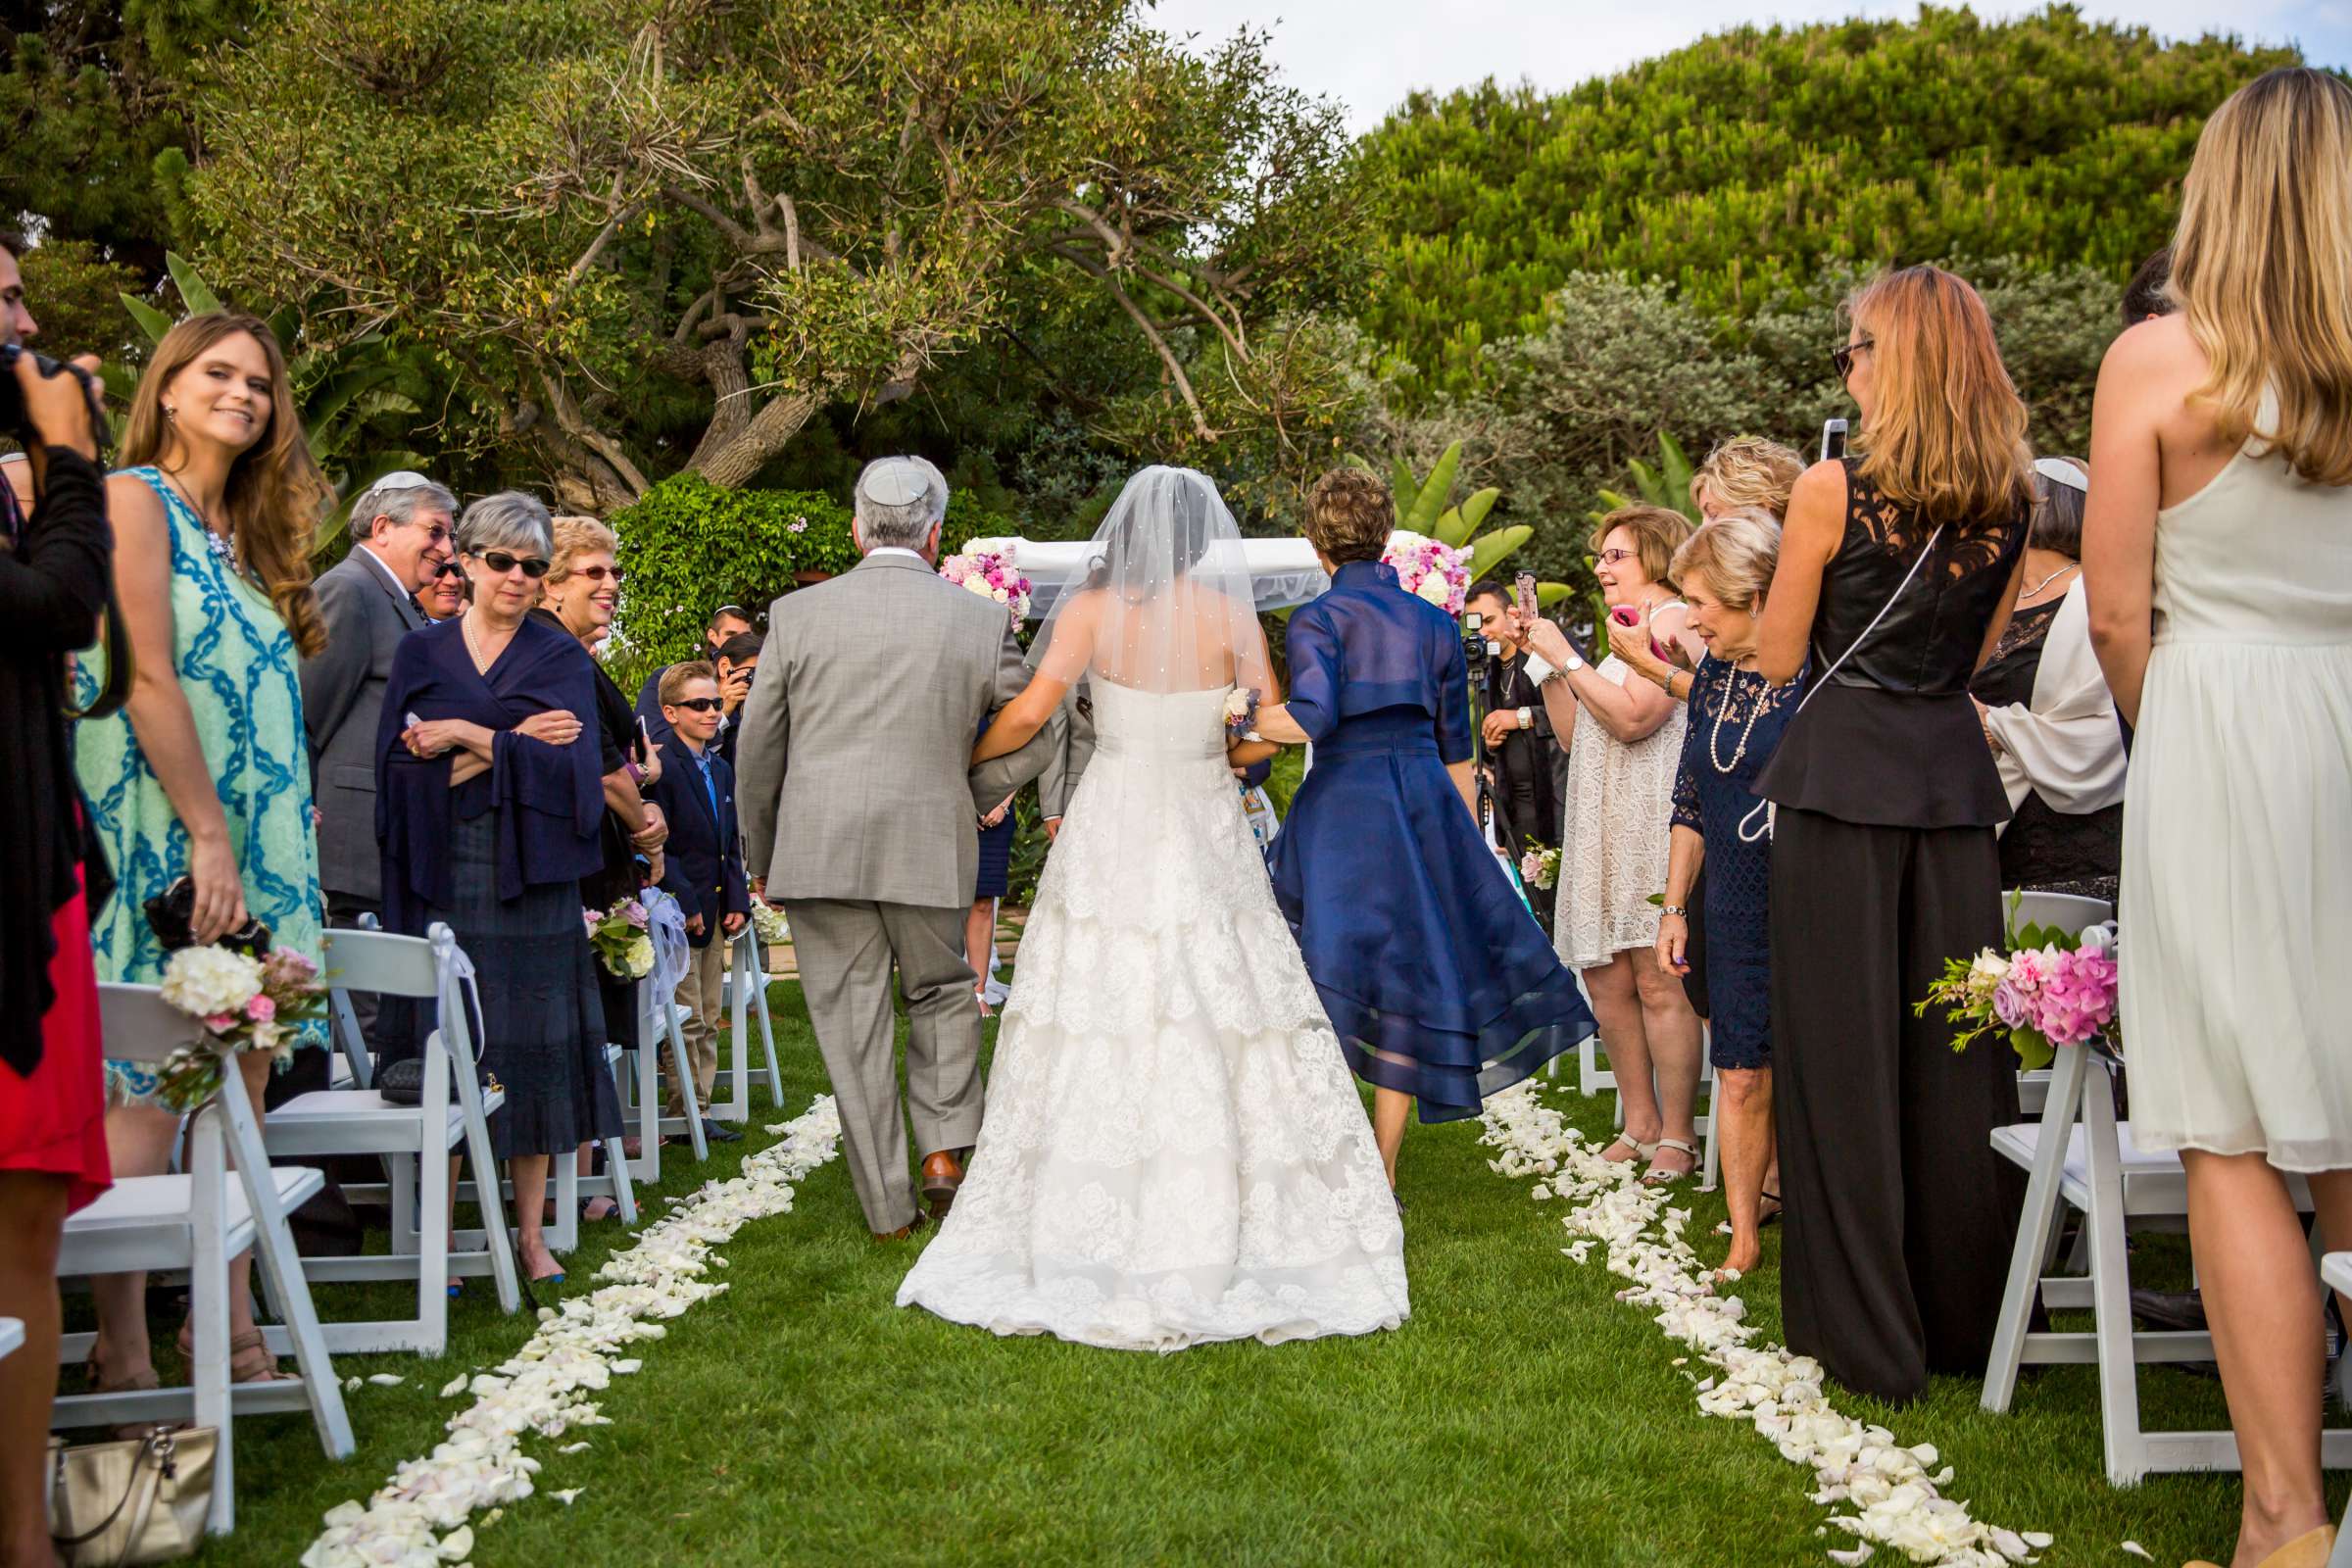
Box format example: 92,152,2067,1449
261,925,522,1354
0,1317,22,1360
53,985,354,1533
1982,1040,2350,1483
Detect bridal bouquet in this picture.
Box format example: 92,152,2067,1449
1916,916,2118,1071
939,539,1033,622
1518,843,1561,892
1383,530,1472,616
750,900,790,947
584,901,656,981
155,942,328,1111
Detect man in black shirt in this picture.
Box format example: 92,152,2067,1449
1466,579,1561,863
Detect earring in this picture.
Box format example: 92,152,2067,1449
164,406,178,422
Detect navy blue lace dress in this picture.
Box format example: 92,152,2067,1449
1671,656,1804,1072
1269,560,1594,1121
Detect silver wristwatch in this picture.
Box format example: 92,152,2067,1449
1516,706,1533,730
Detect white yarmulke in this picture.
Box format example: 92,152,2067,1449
858,456,942,509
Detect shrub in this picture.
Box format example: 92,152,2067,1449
608,473,1021,663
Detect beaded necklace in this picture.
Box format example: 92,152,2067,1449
1706,662,1771,775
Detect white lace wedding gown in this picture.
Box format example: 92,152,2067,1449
897,682,1410,1350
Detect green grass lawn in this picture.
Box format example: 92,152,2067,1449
176,985,2332,1566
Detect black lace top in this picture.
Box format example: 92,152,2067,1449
1968,597,2124,901
1757,462,2028,830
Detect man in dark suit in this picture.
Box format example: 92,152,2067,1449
300,471,456,1011
648,662,752,1146
1465,579,1561,861
635,603,753,752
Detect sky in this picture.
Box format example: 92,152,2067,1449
1147,0,2352,131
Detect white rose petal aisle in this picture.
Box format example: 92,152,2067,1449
1479,1083,2054,1567
300,1096,843,1568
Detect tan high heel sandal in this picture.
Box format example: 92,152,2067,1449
2185,1524,2336,1568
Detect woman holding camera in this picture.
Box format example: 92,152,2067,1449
0,288,118,1565
74,311,330,1396
1519,505,1707,1185
1753,265,2033,1406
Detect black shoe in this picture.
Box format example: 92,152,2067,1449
2131,1288,2206,1333
702,1118,744,1145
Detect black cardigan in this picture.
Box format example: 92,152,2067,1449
0,447,115,1076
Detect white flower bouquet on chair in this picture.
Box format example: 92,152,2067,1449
154,941,327,1111
582,902,655,981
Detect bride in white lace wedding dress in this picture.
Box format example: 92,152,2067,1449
896,468,1408,1351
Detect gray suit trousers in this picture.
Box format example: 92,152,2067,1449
783,898,984,1233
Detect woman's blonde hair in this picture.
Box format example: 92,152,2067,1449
1672,508,1783,613
2170,67,2352,486
547,514,619,582
120,313,330,656
1690,436,1805,518
1845,266,2033,529
1587,504,1694,589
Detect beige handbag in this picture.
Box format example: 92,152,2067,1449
47,1428,215,1566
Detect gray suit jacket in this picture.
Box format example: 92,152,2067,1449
301,547,426,902
1037,681,1096,820
736,552,1058,909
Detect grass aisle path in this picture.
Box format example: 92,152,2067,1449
205,982,2317,1565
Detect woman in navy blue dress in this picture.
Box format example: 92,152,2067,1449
1642,511,1805,1282
1258,468,1594,1195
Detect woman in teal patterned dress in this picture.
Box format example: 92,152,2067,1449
75,312,330,1396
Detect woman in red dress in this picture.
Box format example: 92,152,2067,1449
0,277,118,1567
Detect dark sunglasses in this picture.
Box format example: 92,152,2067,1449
1831,337,1875,380
472,550,551,579
573,564,625,585
429,560,463,580
668,697,723,713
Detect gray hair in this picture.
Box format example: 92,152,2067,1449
1671,507,1782,613
455,490,553,560
852,456,948,551
351,473,458,543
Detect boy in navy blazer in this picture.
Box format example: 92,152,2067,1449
650,662,752,1140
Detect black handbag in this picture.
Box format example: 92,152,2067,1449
375,1056,425,1107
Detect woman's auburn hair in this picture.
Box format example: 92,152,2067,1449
1585,503,1694,589
1846,266,2034,529
2171,67,2352,486
119,312,330,656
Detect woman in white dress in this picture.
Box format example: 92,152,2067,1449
896,467,1408,1351
2083,67,2352,1568
1522,505,1707,1185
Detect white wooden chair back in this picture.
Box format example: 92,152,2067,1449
2006,892,2114,1115
78,984,356,1531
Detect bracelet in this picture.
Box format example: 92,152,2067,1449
1655,667,1679,697
1663,903,1688,917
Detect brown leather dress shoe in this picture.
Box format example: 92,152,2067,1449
921,1150,965,1220
872,1210,932,1243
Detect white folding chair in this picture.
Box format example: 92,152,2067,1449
2327,1254,2352,1568
619,976,708,1185
260,924,523,1354
1981,1039,2350,1482
54,986,355,1533
710,922,783,1120
0,1317,22,1361
2005,891,2112,1115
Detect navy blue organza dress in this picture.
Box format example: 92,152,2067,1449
1269,561,1595,1122
1670,656,1804,1072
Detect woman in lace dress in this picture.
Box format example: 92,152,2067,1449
897,467,1406,1351
1648,512,1803,1280
1521,505,1707,1185
2085,69,2352,1568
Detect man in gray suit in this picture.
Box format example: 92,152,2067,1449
736,457,1055,1240
300,472,456,986
1037,681,1095,841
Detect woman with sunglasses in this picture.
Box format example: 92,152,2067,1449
74,311,332,1395
376,492,624,1285
1749,265,2034,1406
539,516,680,1192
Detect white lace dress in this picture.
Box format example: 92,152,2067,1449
1552,656,1688,969
896,682,1410,1350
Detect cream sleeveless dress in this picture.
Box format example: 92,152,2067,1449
2121,416,2352,1172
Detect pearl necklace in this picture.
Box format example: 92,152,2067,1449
460,611,500,675
1707,663,1770,774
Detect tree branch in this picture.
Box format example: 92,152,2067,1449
1051,244,1213,440
539,371,651,498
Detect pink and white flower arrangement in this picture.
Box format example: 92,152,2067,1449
583,903,656,981
1918,919,2118,1070
1382,530,1472,616
1519,843,1560,892
156,942,328,1111
939,539,1033,622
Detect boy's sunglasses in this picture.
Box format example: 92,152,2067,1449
471,550,551,579
668,697,724,713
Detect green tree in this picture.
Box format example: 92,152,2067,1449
1360,6,2295,402
181,0,1377,514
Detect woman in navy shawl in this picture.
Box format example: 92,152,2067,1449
1260,469,1593,1200
375,491,620,1286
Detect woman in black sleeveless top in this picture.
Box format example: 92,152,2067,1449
1752,266,2034,1405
